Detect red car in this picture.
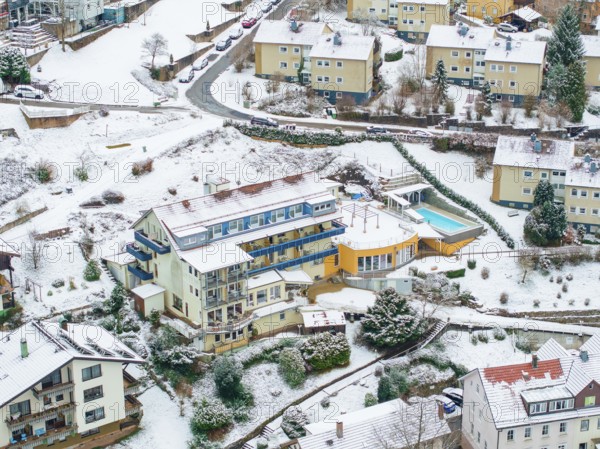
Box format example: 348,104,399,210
242,17,257,28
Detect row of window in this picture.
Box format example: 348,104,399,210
315,75,344,84
569,206,599,216
489,64,518,73
279,46,301,55
401,19,425,25
316,60,344,69
571,188,600,199
507,416,600,442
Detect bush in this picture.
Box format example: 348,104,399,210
281,406,309,439
190,398,232,433
74,166,88,182
35,160,54,184
477,333,489,343
446,268,466,279
168,187,177,195
51,279,65,288
364,392,378,407
377,367,409,402
83,260,101,282
213,356,244,401
300,332,350,370
481,267,490,279
445,99,455,116
149,309,161,327
562,283,568,293
500,292,509,304
533,299,540,307
384,48,403,62
470,335,478,345
104,283,128,315
467,259,476,270
585,298,591,306
515,336,532,353
493,328,506,340
279,347,306,387
132,158,154,176
102,190,125,204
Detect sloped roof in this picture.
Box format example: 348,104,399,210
484,39,546,64
537,338,570,361
582,35,600,58
426,24,496,50
0,237,20,257
580,334,600,354
492,135,575,170
309,34,374,61
254,20,330,46
499,6,541,21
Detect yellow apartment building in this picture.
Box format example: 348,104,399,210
565,157,600,234
466,0,515,21
347,0,392,23
582,35,600,88
396,0,450,42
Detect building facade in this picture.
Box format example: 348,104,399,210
396,0,450,42
465,0,515,21
0,238,19,316
0,321,144,449
582,35,600,88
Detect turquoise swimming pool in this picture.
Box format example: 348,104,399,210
418,207,467,233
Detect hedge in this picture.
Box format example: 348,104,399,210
384,48,403,62
446,268,466,279
225,122,515,249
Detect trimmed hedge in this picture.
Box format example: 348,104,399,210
446,268,466,279
225,123,515,249
384,48,403,62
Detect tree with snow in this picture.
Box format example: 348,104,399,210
480,81,493,116
83,260,101,282
278,347,306,387
432,59,448,105
377,366,409,402
299,332,351,370
141,33,169,69
361,287,424,348
281,406,309,439
565,60,587,123
546,63,569,104
213,356,244,400
0,47,30,85
104,282,128,315
533,180,555,207
546,4,585,68
190,398,232,433
524,190,568,246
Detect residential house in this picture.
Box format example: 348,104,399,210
461,335,600,449
0,321,144,449
491,135,600,233
497,6,542,32
347,0,391,23
29,0,104,31
7,0,29,26
426,24,497,87
582,35,600,88
0,1,9,30
396,0,450,42
254,20,332,82
0,237,19,316
465,0,515,21
484,37,546,104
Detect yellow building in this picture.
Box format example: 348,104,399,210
466,0,515,21
582,35,600,88
396,0,450,42
564,156,600,234
484,37,546,104
347,0,392,23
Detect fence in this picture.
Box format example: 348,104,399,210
34,227,71,240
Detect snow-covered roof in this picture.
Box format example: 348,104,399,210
180,241,254,274
499,6,542,21
253,21,330,46
582,35,600,58
252,299,302,318
0,237,20,257
102,251,135,266
580,334,600,354
492,136,575,170
426,24,496,50
398,0,449,4
520,385,572,403
386,183,432,197
277,269,313,284
131,283,166,298
566,157,600,189
309,34,375,61
484,39,546,64
0,321,144,408
247,270,283,290
301,310,346,328
537,338,570,361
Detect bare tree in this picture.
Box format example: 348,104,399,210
28,229,43,270
141,33,169,69
352,8,383,36
272,71,284,93
500,100,513,124
399,43,427,90
337,95,357,112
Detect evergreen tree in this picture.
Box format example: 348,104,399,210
361,287,423,348
83,260,101,282
541,201,568,241
104,283,127,315
432,59,448,104
546,63,569,103
533,180,555,207
546,4,585,68
213,356,244,400
565,60,587,122
0,47,30,84
481,81,493,115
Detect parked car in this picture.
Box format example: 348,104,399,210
241,17,257,28
259,1,272,13
411,129,433,137
229,27,243,40
250,116,279,127
270,0,281,4
442,387,463,407
179,71,195,83
193,57,209,71
434,395,457,413
512,21,526,31
497,22,518,33
216,37,233,51
13,85,44,99
366,125,388,134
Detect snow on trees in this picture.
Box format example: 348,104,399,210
83,260,101,281
141,33,169,69
0,47,30,85
278,347,306,387
190,398,233,433
432,59,448,105
361,287,424,348
565,61,587,123
524,183,568,246
546,4,585,68
212,356,244,400
299,332,351,370
104,282,127,315
533,180,555,207
281,406,309,439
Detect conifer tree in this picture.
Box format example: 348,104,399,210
546,5,585,68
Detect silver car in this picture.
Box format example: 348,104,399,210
497,22,518,33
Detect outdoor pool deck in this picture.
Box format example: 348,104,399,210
413,204,483,242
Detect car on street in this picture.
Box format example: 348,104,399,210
366,125,388,134
250,116,279,127
497,22,518,33
193,57,209,71
179,70,195,83
13,85,44,99
442,387,463,407
411,129,433,137
216,37,233,51
270,0,281,4
241,17,257,28
230,27,243,39
259,1,272,13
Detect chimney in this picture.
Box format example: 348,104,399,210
581,350,589,362
438,402,444,419
336,420,343,439
532,352,538,369
59,316,68,331
522,371,530,381
333,32,342,46
20,337,28,358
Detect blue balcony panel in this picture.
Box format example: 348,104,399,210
126,243,152,261
128,265,154,281
248,248,338,275
134,231,171,255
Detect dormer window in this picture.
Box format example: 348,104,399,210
183,236,197,245
208,224,222,240
229,219,243,234
530,403,547,414
289,204,303,218
249,214,264,228
271,208,285,223
549,399,573,411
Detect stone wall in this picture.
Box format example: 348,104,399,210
22,112,86,129
124,0,162,23
186,14,242,43
67,24,115,51
158,44,214,81
0,207,48,234
41,19,78,40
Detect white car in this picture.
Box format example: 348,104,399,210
497,22,518,33
193,58,209,71
14,85,44,99
229,27,243,40
411,129,433,137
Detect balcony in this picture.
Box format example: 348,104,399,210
247,221,346,258
32,382,74,400
3,424,78,449
5,403,76,432
134,230,171,255
124,395,142,417
205,314,254,334
128,265,154,281
248,247,339,275
123,371,140,396
126,243,152,261
227,290,246,302
205,297,227,309
205,277,225,289
227,269,243,280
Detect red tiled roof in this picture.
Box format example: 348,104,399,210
483,359,563,384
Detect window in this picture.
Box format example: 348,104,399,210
570,206,577,214
183,236,196,245
529,402,546,414
85,407,105,423
550,399,573,411
592,208,599,216
41,369,62,389
594,192,600,200
55,393,64,402
524,427,531,438
336,77,343,83
279,46,288,53
228,219,243,233
523,170,533,178
270,285,281,300
585,396,596,407
279,62,288,69
580,207,587,215
559,422,567,433
324,91,330,98
490,64,497,71
510,65,517,72
542,424,549,435
293,62,300,69
581,419,590,431
581,190,588,198
336,61,343,68
271,208,285,223
381,8,386,12
316,75,323,82
9,400,31,417
597,417,600,429
476,61,485,67
256,289,267,304
323,76,330,82
571,188,578,197
465,67,471,73
580,444,589,449
522,187,532,195
470,423,474,434
208,224,222,239
450,66,459,72
293,47,300,54
83,386,104,402
420,5,425,11
540,172,548,179
465,51,472,58
451,50,459,57
336,92,342,99
369,7,375,12
507,430,514,441
81,428,100,438
558,445,566,449
82,364,102,382
289,204,303,218
509,80,517,88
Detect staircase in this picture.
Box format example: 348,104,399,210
379,173,423,192
10,20,57,50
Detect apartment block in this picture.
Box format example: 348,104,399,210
462,335,600,449
464,0,515,21
582,35,600,89
0,321,144,449
396,0,450,42
0,238,19,316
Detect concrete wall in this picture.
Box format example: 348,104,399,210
0,207,48,234
67,24,115,51
343,276,413,294
159,44,214,81
584,54,600,88
22,111,86,129
41,19,78,40
187,14,241,43
124,0,161,23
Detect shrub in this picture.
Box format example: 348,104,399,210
446,268,466,279
213,356,244,400
470,335,478,345
467,259,476,270
149,309,161,327
566,273,573,281
300,332,350,370
168,187,177,195
74,166,88,182
278,347,306,387
569,299,575,305
445,99,455,116
515,336,532,353
556,275,563,284
585,298,591,306
281,406,309,439
477,333,489,343
493,328,506,340
500,292,509,304
35,160,54,183
364,392,378,407
320,396,330,408
104,283,128,315
384,48,403,62
481,267,490,279
83,260,101,282
190,398,232,433
51,279,65,288
562,283,568,293
132,158,154,176
102,190,125,204
377,367,408,402
533,299,540,307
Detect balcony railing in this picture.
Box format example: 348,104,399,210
124,395,142,417
134,230,171,255
32,382,74,400
205,297,226,309
123,371,140,396
205,277,225,289
5,403,76,432
227,290,246,301
4,424,78,449
126,243,152,261
128,265,154,281
227,269,243,280
247,221,346,258
205,314,254,334
248,247,339,275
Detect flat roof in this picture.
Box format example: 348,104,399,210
131,283,166,298
302,310,346,328
247,270,283,290
493,136,575,170
0,238,20,257
181,241,254,274
253,299,302,318
278,269,313,284
484,39,546,64
309,34,374,61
